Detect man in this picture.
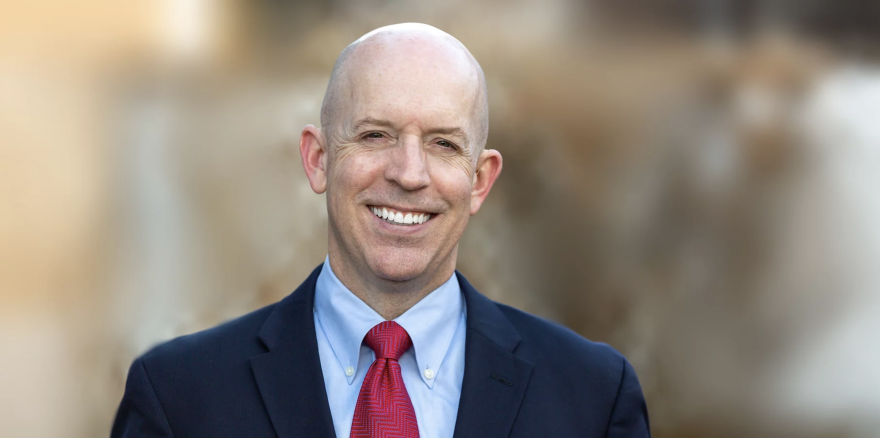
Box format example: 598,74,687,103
112,23,650,438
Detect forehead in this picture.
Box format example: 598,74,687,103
343,37,480,128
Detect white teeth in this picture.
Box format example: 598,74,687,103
371,207,431,225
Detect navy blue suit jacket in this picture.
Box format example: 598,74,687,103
112,265,650,437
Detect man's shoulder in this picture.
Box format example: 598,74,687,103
138,302,276,372
136,264,324,372
114,299,302,436
493,301,628,375
484,300,650,436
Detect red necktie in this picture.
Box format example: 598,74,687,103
350,321,420,438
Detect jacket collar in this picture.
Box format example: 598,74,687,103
251,265,533,438
251,264,336,438
452,272,534,438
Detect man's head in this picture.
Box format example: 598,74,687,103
320,24,490,159
300,23,502,293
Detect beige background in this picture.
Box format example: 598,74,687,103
2,1,879,437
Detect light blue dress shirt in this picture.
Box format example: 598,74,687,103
314,257,467,438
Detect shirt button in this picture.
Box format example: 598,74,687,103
345,366,354,377
424,368,435,380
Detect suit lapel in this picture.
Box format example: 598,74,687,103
250,265,336,438
249,267,533,438
453,273,534,438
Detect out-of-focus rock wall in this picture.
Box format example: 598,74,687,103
1,1,879,437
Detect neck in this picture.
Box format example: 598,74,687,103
328,250,457,320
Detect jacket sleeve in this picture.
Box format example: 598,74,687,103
111,358,174,438
605,358,651,438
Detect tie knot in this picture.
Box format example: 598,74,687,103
364,321,412,361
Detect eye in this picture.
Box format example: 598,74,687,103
365,132,384,139
436,139,456,149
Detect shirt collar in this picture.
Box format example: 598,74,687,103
314,256,464,388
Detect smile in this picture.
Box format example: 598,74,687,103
369,206,432,226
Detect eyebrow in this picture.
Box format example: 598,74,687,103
354,117,395,131
353,117,470,146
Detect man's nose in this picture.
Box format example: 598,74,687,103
385,136,430,190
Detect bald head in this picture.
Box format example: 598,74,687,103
320,24,489,156
299,24,504,299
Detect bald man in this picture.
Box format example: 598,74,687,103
112,24,650,438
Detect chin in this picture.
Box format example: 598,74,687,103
367,252,432,283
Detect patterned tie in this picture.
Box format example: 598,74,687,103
350,321,420,438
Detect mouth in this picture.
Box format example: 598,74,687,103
368,205,433,226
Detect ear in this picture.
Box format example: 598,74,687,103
470,149,503,215
299,125,328,194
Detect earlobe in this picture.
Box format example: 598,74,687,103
470,149,503,215
299,125,328,194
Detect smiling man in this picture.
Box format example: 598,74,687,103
112,23,650,438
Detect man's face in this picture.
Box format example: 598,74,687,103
323,38,483,284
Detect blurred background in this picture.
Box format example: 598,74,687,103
2,0,880,437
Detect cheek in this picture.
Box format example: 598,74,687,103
432,152,474,179
430,167,473,208
329,149,384,194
